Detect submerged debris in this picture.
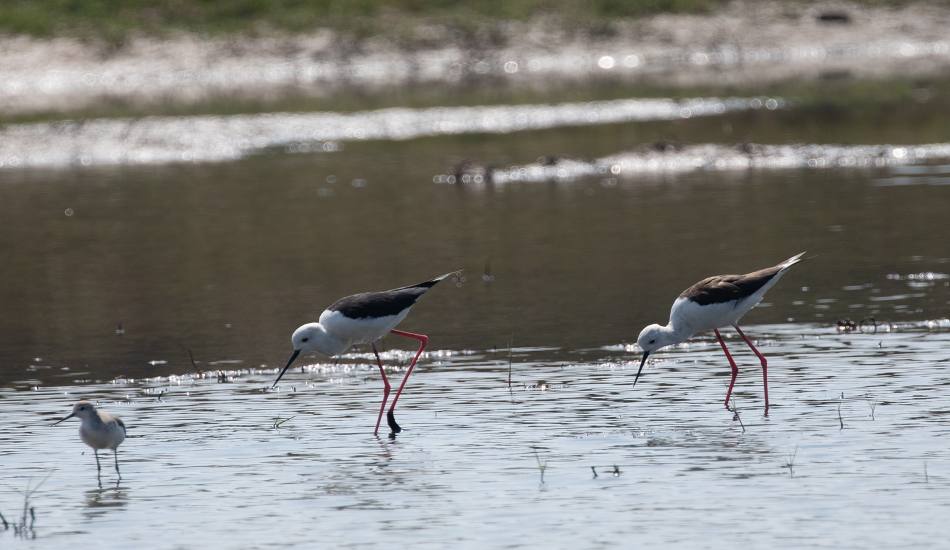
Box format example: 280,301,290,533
450,159,494,185
837,317,880,333
836,318,858,332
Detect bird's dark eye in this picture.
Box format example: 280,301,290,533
649,339,656,344
301,337,309,342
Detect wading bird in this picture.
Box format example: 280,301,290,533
53,400,126,478
635,253,806,414
272,271,459,435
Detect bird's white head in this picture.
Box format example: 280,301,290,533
637,323,679,354
633,323,679,389
271,323,333,388
53,400,97,425
291,322,323,354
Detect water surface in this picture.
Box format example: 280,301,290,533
2,324,949,548
1,77,949,548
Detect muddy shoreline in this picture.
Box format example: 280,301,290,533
3,1,950,118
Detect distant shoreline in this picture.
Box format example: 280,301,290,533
3,1,950,120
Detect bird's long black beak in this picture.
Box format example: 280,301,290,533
633,352,649,389
271,349,301,388
52,412,75,425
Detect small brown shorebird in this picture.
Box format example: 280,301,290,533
634,252,806,414
54,400,127,478
272,271,459,436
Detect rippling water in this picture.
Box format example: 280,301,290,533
2,65,950,547
2,323,949,548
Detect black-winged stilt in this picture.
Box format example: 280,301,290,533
272,271,459,435
634,252,806,414
53,400,127,478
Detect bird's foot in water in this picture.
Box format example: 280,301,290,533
387,410,402,436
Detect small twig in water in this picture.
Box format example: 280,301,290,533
867,400,877,420
591,466,598,478
859,317,878,334
838,396,845,430
784,445,799,478
176,341,203,374
532,449,548,484
273,416,295,429
612,465,621,477
730,397,746,432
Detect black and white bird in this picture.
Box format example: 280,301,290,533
272,271,459,435
634,253,806,414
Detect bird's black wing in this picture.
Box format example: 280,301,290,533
680,265,784,306
327,271,458,319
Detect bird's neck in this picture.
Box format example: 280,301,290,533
82,413,105,428
662,322,692,347
311,324,350,357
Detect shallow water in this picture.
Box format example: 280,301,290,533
2,72,950,546
2,323,950,548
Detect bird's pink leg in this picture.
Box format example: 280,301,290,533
371,343,391,436
715,329,740,411
734,325,769,415
385,329,429,434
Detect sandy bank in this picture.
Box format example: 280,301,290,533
2,1,950,117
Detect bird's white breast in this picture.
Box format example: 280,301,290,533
670,296,750,334
319,308,411,345
79,417,126,450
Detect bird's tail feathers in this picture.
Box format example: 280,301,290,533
401,270,463,290
780,251,807,270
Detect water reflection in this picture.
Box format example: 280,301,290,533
83,483,128,521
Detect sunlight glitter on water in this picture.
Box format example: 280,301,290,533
456,143,950,184
0,97,778,169
2,323,949,548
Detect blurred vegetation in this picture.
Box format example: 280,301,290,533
2,0,946,45
2,1,945,43
4,73,947,127
0,0,733,41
